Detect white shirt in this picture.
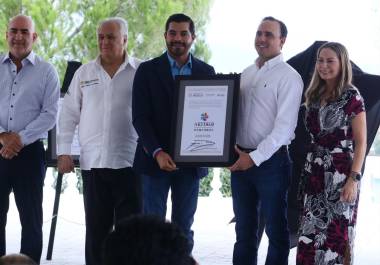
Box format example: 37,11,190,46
57,55,141,170
236,53,303,166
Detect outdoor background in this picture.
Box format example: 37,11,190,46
2,0,380,264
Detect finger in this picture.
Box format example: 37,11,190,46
2,148,17,158
167,158,176,169
343,192,351,202
229,161,239,172
234,145,243,154
7,154,16,159
340,190,347,202
6,145,20,154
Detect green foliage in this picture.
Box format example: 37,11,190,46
75,169,83,194
219,168,231,197
51,168,69,194
199,168,213,196
199,168,232,197
0,0,213,81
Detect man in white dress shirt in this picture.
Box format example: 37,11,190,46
229,16,303,265
57,17,142,265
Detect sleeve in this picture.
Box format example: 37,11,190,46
132,63,161,156
347,89,365,118
56,68,82,155
250,72,304,166
18,65,60,145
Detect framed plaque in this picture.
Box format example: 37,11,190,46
170,74,240,167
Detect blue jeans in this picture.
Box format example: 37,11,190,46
231,151,292,265
142,169,199,254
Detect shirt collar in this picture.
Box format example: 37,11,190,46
256,53,283,70
1,51,36,65
96,52,137,70
166,52,192,69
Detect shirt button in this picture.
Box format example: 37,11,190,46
14,82,17,84
11,105,13,108
10,117,12,120
12,93,15,96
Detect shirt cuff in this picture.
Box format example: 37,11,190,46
152,147,163,158
249,150,265,166
57,144,72,156
18,131,30,146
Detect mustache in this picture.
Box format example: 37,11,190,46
169,41,186,47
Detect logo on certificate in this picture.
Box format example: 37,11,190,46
201,112,209,121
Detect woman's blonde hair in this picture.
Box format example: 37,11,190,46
304,42,353,106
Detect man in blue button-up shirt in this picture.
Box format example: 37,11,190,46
0,15,59,264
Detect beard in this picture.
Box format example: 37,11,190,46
166,41,191,57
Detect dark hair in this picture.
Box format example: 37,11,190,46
103,215,193,265
262,16,287,38
165,13,195,35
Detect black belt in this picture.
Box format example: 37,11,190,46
237,144,288,154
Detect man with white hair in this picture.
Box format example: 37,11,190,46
0,15,59,264
57,17,142,265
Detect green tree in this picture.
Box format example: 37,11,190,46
0,0,213,80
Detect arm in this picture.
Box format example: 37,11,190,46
341,111,367,202
350,112,367,173
132,64,161,156
56,70,82,173
251,74,304,166
18,66,60,146
132,63,177,171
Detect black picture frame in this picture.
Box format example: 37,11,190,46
170,74,240,167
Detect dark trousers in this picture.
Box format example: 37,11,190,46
82,167,142,265
0,141,46,264
231,151,292,265
142,169,199,254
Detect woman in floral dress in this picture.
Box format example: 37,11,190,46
296,42,367,265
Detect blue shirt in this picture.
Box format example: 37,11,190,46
167,52,192,79
0,51,60,146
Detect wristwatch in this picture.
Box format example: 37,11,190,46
350,171,362,182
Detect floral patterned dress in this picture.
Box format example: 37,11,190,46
296,87,365,265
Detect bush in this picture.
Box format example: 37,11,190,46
219,168,231,197
199,168,213,196
51,168,68,194
199,168,232,197
52,167,233,197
